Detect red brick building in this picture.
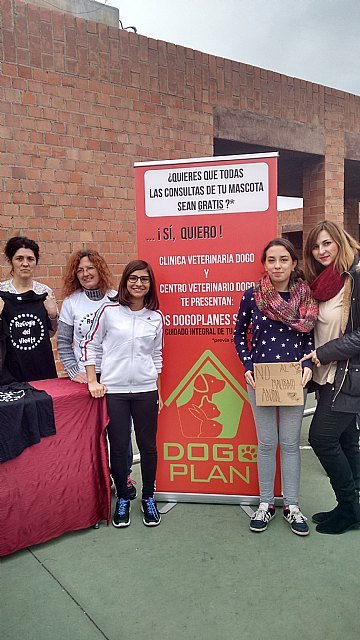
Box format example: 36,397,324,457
1,0,360,301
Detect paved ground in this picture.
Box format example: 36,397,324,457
2,415,360,640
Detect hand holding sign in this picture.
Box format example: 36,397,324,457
301,366,313,387
244,370,256,389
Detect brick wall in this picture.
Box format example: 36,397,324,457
277,208,303,235
1,0,360,301
0,0,214,298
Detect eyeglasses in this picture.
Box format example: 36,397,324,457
76,266,96,276
128,275,150,284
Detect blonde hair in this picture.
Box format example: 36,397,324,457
304,220,360,282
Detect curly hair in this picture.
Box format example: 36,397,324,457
62,250,113,297
110,259,159,310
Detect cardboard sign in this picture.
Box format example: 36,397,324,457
254,362,303,406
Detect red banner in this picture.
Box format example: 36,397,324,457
135,154,279,502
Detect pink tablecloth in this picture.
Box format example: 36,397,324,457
0,378,110,556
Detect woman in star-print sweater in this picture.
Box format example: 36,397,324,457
234,238,318,537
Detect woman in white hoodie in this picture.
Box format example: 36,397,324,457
81,260,163,529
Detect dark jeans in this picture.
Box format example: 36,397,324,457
126,427,133,475
96,372,133,475
309,383,360,510
106,391,159,500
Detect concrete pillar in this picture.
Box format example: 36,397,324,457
302,150,345,245
344,199,360,240
302,156,326,239
302,88,345,246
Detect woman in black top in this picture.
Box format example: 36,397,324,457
0,236,58,381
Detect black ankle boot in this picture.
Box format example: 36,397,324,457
316,506,360,535
312,506,339,524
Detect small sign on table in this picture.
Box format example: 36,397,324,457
253,362,303,406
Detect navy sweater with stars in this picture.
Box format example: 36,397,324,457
234,287,314,373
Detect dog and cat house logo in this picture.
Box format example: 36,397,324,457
164,350,257,462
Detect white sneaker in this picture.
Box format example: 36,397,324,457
283,505,309,536
250,502,276,532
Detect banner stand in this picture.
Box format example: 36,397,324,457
136,152,281,505
155,493,284,506
157,497,284,520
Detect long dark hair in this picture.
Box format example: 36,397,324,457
111,259,159,310
261,237,304,281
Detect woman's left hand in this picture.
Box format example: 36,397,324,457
44,294,58,320
158,393,164,413
300,350,321,367
301,367,313,387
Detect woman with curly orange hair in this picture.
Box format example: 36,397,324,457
58,249,115,383
58,249,136,500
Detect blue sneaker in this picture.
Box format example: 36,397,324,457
112,498,131,528
141,497,161,527
250,503,276,532
283,505,309,536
